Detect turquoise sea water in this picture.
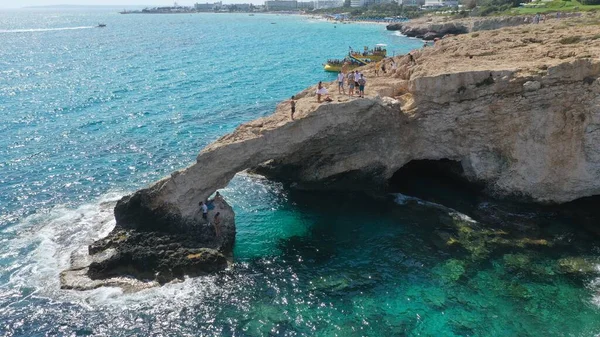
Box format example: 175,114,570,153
1,8,600,337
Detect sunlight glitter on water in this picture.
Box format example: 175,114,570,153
1,9,600,337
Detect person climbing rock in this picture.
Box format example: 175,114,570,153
213,212,221,238
199,201,208,221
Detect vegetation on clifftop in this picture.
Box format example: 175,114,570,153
314,0,600,19
311,3,423,19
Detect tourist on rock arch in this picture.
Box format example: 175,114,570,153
347,71,355,96
316,81,328,103
213,212,221,238
337,71,346,95
199,201,208,221
288,96,296,120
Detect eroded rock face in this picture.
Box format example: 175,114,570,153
65,18,600,289
387,16,532,39
131,58,599,216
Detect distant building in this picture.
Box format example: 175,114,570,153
194,1,222,11
226,3,253,10
351,0,393,6
298,1,315,9
364,0,393,4
423,0,458,7
315,0,342,8
401,0,421,5
265,0,298,10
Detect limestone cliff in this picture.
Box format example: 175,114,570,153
62,16,600,288
126,18,600,214
386,14,576,39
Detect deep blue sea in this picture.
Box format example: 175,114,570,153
1,8,600,337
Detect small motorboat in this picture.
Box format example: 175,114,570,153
97,23,106,28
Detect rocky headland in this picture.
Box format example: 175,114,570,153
61,16,600,289
386,14,578,40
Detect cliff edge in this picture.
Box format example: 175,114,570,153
133,17,600,209
62,16,600,288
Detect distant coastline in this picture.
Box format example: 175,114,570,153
23,5,146,9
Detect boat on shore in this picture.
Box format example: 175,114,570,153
323,44,387,72
323,58,362,72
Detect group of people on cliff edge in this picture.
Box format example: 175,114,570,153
331,70,366,98
285,70,367,120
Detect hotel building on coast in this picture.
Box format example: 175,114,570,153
265,0,299,10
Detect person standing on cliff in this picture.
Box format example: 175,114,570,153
199,201,208,221
358,74,366,98
289,96,296,120
337,71,346,95
347,71,355,96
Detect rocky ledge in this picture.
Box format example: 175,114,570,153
62,16,600,289
60,196,235,290
386,15,564,39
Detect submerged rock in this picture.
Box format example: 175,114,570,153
502,253,531,271
556,257,598,275
435,259,467,283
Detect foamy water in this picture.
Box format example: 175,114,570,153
0,26,94,33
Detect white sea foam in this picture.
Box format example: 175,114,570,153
0,26,94,34
2,192,120,301
394,193,449,211
589,266,600,308
393,193,477,223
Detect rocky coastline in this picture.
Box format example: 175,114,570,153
387,15,539,39
61,15,600,289
60,194,235,290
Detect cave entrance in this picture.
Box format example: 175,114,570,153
388,159,484,209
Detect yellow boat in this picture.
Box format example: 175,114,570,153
323,44,387,72
324,62,360,73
